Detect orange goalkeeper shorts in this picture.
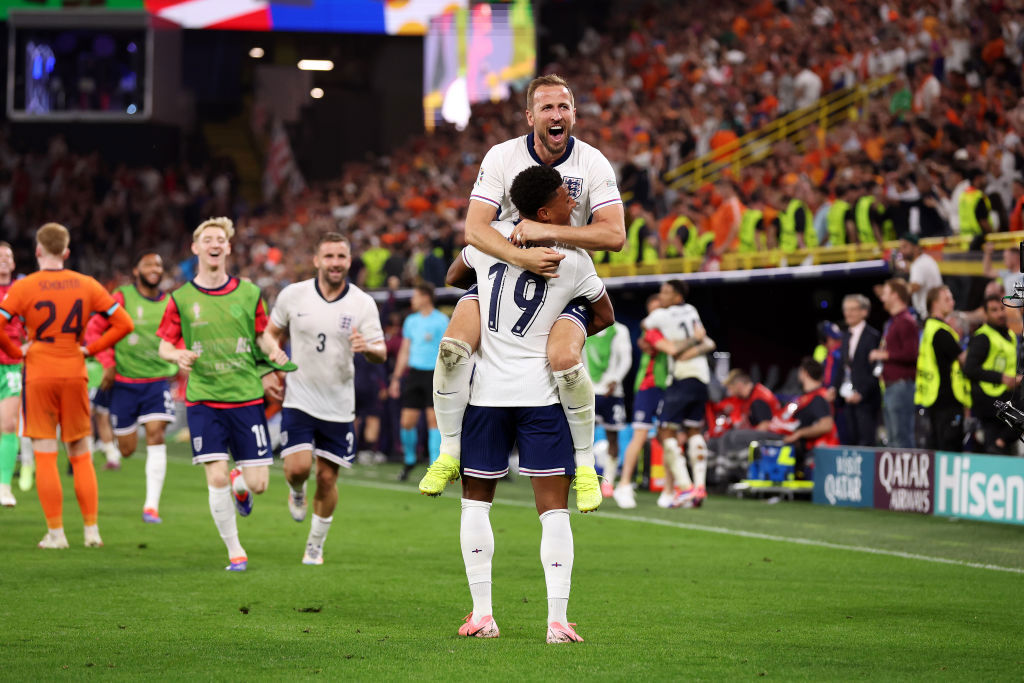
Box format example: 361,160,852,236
22,376,91,441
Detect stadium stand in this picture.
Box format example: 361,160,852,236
2,0,1023,293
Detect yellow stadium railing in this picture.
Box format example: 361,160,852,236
593,231,1024,280
655,74,896,194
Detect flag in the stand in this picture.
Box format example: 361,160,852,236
145,0,271,30
263,119,306,201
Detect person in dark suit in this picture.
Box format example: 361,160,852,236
831,294,882,446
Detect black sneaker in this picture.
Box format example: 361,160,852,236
397,464,415,481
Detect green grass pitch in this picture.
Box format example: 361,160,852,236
2,445,1022,680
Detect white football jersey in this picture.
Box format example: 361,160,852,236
470,134,622,225
269,279,384,422
643,303,710,383
465,221,607,407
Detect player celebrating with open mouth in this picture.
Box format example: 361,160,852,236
158,217,290,571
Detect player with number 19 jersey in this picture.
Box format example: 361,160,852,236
467,221,606,409
471,134,622,226
461,220,606,480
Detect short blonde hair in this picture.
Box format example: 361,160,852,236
37,222,70,257
526,74,574,110
192,217,235,241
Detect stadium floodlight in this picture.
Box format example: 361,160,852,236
297,59,334,71
310,88,324,99
249,47,265,59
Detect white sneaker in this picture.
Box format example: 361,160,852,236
612,483,637,509
84,525,103,548
38,529,69,549
0,483,16,507
302,542,324,565
656,490,674,508
288,481,307,522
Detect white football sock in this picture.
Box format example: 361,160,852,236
433,338,474,462
687,434,708,489
101,441,121,465
290,476,307,496
595,439,618,482
20,439,34,466
460,499,494,618
539,508,573,624
662,437,692,490
552,363,595,469
208,485,245,558
307,514,333,550
143,444,166,511
233,469,252,497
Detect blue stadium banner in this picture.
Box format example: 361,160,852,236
934,452,1024,526
812,447,874,508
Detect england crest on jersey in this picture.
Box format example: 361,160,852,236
563,176,583,200
338,313,354,333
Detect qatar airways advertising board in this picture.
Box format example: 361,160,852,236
873,449,933,515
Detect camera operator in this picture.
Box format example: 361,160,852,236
964,295,1019,454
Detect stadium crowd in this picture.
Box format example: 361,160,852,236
2,0,1023,292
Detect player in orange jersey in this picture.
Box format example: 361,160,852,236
0,223,133,549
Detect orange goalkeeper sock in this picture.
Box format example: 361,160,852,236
35,450,63,529
69,452,99,526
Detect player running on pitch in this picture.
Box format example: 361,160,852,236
85,251,179,523
447,165,613,643
420,74,625,512
0,223,133,548
264,232,386,565
158,217,290,571
0,241,25,507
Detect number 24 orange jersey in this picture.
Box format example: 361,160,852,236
0,269,122,381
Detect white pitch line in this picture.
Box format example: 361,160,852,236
343,477,1024,575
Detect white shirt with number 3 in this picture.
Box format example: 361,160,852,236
269,279,384,422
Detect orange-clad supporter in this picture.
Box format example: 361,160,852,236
732,15,750,38
709,183,744,252
981,37,1005,65
1010,184,1024,233
710,128,739,163
750,0,774,19
0,222,133,551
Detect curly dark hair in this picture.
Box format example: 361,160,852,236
800,357,824,381
510,165,563,220
666,279,689,301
